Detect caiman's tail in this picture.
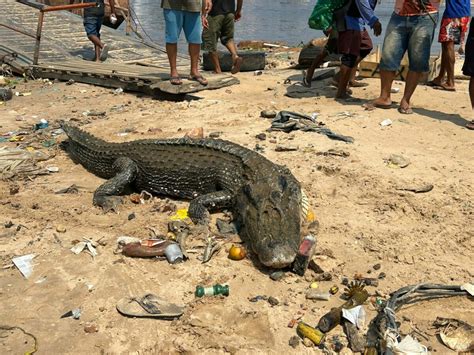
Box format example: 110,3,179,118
60,121,109,148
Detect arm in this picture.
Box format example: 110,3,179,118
109,0,116,16
235,0,243,21
201,0,212,29
355,0,378,28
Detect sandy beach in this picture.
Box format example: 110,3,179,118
0,51,473,354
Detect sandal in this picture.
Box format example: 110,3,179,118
116,293,184,319
188,75,208,86
466,120,474,130
170,76,182,85
398,106,413,115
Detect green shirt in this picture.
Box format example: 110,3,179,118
161,0,202,13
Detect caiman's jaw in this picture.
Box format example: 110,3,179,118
258,241,297,268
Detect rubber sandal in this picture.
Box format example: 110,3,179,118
189,75,208,86
363,102,393,110
466,120,474,130
170,76,182,85
349,81,369,88
426,80,442,88
231,56,243,74
433,84,456,92
116,293,184,319
398,106,413,115
100,44,109,62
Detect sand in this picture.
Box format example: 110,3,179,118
0,54,473,354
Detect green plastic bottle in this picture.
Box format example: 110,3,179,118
195,284,229,298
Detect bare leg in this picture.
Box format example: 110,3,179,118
399,70,422,111
87,34,103,62
444,41,456,88
209,51,222,73
189,43,201,77
371,70,396,106
305,49,328,85
336,64,353,98
166,43,179,78
432,42,448,85
467,77,474,129
224,39,243,74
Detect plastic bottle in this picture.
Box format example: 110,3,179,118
296,322,325,345
195,284,229,298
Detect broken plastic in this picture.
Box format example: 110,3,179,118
71,240,98,257
341,305,366,329
391,335,428,355
12,254,35,279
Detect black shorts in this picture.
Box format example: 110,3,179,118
462,17,474,76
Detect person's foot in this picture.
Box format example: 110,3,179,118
362,97,393,110
398,99,413,114
335,92,352,100
189,74,208,86
426,78,443,87
170,76,182,85
349,80,369,87
466,120,474,130
433,83,456,91
330,79,353,95
231,56,243,74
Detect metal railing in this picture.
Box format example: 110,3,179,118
1,0,97,65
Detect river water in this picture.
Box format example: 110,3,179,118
129,0,451,53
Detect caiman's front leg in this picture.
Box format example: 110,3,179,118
188,190,234,224
93,157,138,212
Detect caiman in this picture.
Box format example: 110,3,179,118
61,122,304,268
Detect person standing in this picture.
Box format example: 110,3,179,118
161,0,211,85
74,0,116,62
335,0,381,99
428,0,471,91
461,18,474,129
369,0,440,113
202,0,243,74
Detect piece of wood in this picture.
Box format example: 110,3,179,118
202,50,265,72
151,75,239,94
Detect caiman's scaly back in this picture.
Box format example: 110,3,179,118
61,122,304,268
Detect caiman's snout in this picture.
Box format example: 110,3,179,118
258,239,297,268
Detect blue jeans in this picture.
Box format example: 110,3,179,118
380,12,438,72
83,16,103,37
163,9,202,44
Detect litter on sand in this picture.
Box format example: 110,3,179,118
12,254,36,279
0,146,50,179
70,239,98,257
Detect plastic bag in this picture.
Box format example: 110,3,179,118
308,0,347,31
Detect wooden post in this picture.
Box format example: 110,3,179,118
33,10,44,65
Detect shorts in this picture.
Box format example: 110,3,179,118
337,29,373,58
202,13,235,52
380,12,438,73
163,9,202,44
462,18,474,76
438,16,470,43
83,16,103,37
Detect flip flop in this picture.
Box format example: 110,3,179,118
363,102,393,110
188,75,208,86
170,76,182,85
116,293,184,319
349,81,369,88
433,84,456,92
426,80,442,88
231,56,243,74
100,44,109,62
466,120,474,130
398,106,413,115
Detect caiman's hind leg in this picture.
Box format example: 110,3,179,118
188,191,233,224
93,157,138,212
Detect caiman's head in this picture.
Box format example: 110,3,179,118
235,167,302,268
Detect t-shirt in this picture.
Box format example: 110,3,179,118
161,0,202,13
84,0,105,17
209,0,235,16
394,0,441,16
443,0,471,19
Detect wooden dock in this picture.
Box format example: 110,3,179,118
0,0,238,97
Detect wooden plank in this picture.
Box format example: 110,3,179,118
151,75,239,94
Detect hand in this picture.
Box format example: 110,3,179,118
202,15,209,29
235,10,242,21
323,27,333,37
373,21,382,36
110,12,117,24
204,0,212,14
